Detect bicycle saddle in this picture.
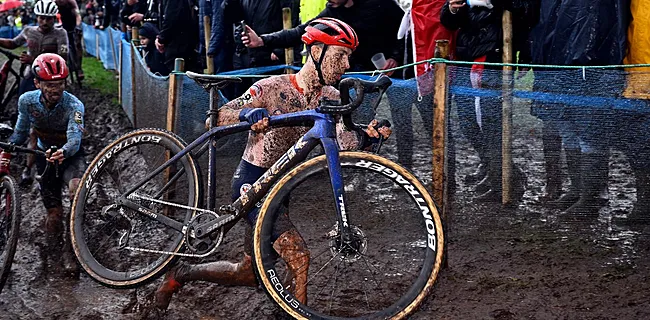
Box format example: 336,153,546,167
0,123,13,139
186,72,242,92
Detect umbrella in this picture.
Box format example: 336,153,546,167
0,0,24,12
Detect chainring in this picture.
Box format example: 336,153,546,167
185,211,224,256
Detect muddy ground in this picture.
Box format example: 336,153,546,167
1,77,650,320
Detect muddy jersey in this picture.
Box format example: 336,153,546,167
12,26,69,60
218,74,359,168
10,90,84,158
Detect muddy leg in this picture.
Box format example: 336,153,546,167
43,207,64,272
61,179,81,278
273,229,310,304
154,254,258,310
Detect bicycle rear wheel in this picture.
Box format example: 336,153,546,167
71,128,201,288
0,175,20,294
254,152,443,319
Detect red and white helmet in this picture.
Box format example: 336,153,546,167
301,18,359,51
32,53,69,81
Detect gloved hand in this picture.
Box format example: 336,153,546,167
467,0,493,9
360,119,392,151
239,108,269,125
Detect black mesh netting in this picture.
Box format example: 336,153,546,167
132,47,169,130
445,64,650,242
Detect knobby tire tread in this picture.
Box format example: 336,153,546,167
71,128,200,288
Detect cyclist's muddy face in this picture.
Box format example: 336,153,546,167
37,16,55,32
36,79,66,105
318,46,351,85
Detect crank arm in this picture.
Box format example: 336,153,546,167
193,214,238,239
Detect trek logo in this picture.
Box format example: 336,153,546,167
351,160,437,251
267,269,300,309
85,135,163,189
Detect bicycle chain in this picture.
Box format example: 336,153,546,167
120,193,224,258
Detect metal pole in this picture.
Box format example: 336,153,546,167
95,33,100,61
501,10,514,205
118,40,122,103
108,28,118,71
282,8,294,74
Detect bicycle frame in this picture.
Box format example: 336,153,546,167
0,59,21,111
117,108,354,240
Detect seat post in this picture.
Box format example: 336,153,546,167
208,86,219,129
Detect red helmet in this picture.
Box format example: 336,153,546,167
301,18,359,51
32,53,69,81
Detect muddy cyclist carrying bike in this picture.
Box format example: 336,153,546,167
8,53,85,277
153,18,392,312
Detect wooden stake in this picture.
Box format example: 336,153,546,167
131,27,139,46
433,39,449,269
433,40,449,214
282,8,294,74
501,10,514,205
204,15,214,74
130,43,137,127
167,58,185,133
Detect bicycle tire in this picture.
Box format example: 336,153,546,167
253,151,444,319
0,175,20,295
71,128,201,288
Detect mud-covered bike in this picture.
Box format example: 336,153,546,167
71,74,444,319
0,124,55,294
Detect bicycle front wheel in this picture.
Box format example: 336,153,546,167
71,128,201,288
0,175,20,294
254,151,443,319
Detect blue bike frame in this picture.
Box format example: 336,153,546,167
117,108,353,239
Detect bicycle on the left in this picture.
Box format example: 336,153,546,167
0,47,26,123
0,123,52,294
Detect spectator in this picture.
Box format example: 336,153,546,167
198,0,232,74
107,0,123,29
94,9,105,29
83,5,96,25
529,0,630,218
242,0,405,74
55,0,84,80
138,22,169,75
7,10,16,27
386,0,456,170
120,0,158,28
225,0,286,71
13,10,22,29
621,0,650,223
440,0,537,202
154,0,199,72
21,9,32,26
